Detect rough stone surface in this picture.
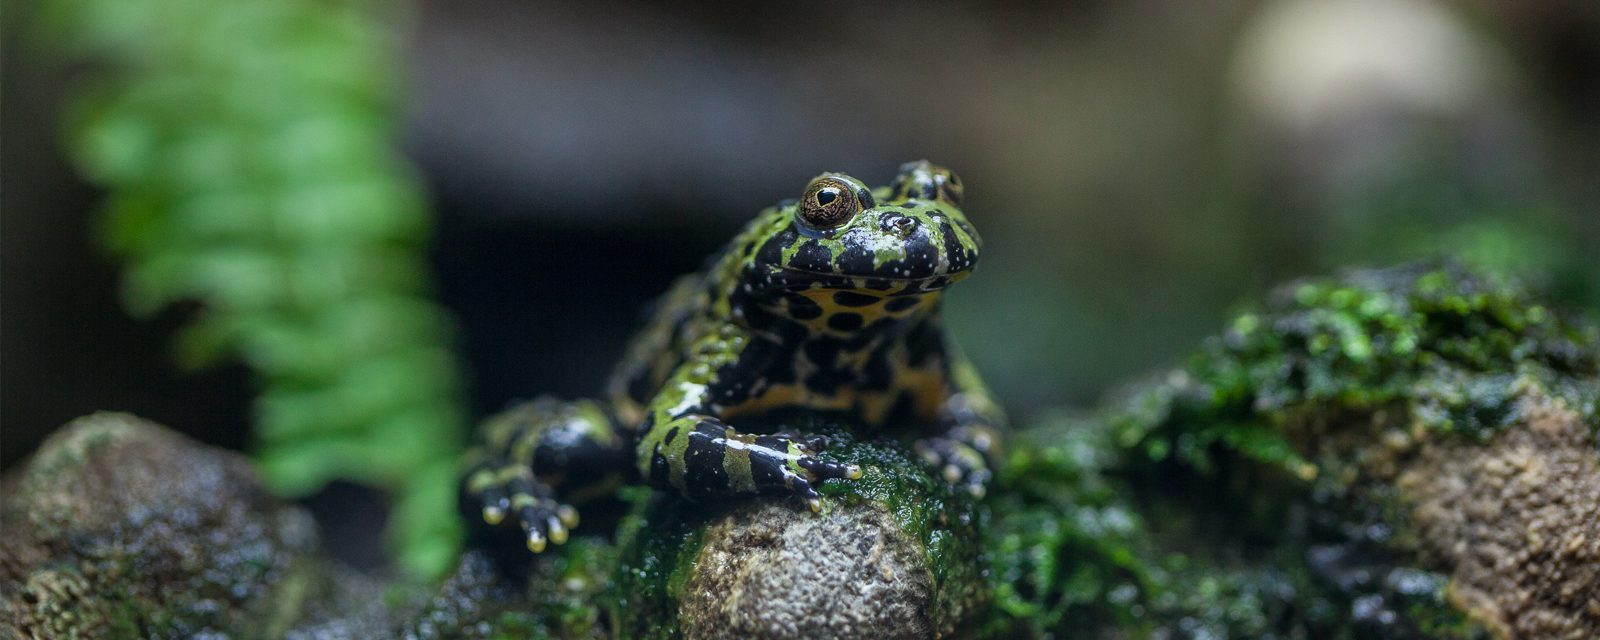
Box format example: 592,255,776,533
1398,388,1600,639
0,412,321,639
679,500,934,640
612,427,984,639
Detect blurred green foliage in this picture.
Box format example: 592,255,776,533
34,0,466,576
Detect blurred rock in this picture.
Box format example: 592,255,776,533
397,543,610,640
1397,386,1600,638
0,413,321,638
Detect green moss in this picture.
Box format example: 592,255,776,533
609,489,703,640
1118,262,1597,471
401,539,613,640
982,263,1594,638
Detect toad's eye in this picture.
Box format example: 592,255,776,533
799,175,869,230
937,171,963,206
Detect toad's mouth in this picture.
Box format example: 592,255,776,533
769,266,970,295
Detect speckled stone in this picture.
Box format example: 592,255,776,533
679,499,935,639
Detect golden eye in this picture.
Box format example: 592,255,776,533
799,175,866,230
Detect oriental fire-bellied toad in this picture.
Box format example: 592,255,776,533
462,161,1005,553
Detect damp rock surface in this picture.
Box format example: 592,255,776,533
679,500,934,639
1398,388,1600,639
612,424,985,640
0,412,321,639
982,262,1600,639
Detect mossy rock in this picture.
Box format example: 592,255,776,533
982,262,1600,638
0,413,323,639
611,416,985,639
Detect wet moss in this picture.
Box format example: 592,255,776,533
981,262,1597,638
401,539,612,640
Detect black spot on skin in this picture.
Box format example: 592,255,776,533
755,235,787,267
718,381,753,408
650,447,672,487
805,369,848,395
791,240,834,273
888,391,918,422
884,296,922,312
861,350,894,391
836,242,877,277
843,330,878,352
828,313,864,332
771,318,811,344
786,294,823,320
940,183,962,205
904,319,943,367
863,317,896,333
664,426,680,443
803,337,844,369
940,221,978,271
742,303,778,330
832,291,879,307
763,345,800,385
684,424,730,499
750,435,799,493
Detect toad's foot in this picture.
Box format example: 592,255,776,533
684,424,861,510
464,462,579,553
915,436,992,499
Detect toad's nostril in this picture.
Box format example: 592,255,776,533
882,215,917,235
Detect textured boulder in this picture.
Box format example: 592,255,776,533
0,413,321,638
613,423,985,639
1394,387,1600,638
679,500,934,638
983,263,1600,638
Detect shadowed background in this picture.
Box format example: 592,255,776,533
5,0,1597,481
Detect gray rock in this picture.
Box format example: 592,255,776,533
0,412,321,639
679,500,934,640
611,430,986,639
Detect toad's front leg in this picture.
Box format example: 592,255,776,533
636,360,860,509
638,414,859,509
461,398,628,553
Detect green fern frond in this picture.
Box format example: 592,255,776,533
38,0,466,577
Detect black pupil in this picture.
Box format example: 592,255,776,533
816,188,839,206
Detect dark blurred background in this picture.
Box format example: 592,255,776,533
5,0,1599,469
